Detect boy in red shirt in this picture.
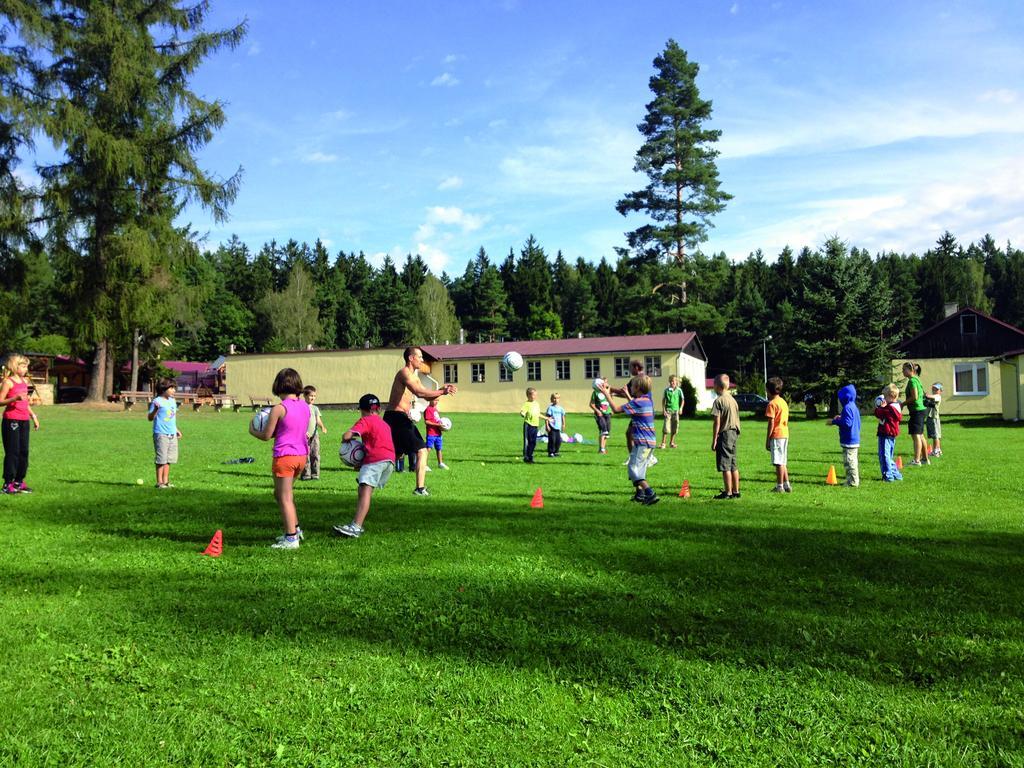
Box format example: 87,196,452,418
333,393,397,538
874,384,903,482
423,397,448,469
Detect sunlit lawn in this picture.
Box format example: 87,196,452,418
1,406,1022,766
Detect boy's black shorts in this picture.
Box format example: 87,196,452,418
384,410,426,455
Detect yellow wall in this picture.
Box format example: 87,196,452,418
226,348,707,414
999,356,1023,421
225,349,402,406
889,357,1001,415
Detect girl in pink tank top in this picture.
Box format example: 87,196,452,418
1,354,41,494
249,367,310,550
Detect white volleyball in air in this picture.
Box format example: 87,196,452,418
502,351,524,372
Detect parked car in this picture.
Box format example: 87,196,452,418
733,392,769,412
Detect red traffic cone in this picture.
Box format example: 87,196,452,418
678,480,691,498
201,529,223,557
825,465,838,485
896,456,903,470
529,487,544,509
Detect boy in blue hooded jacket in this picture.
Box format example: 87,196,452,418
829,384,861,487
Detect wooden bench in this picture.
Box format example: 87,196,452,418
119,391,155,411
249,394,274,412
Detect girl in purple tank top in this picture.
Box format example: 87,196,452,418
249,368,310,549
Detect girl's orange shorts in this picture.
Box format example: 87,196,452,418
272,455,307,478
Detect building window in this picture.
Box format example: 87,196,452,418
499,362,513,382
584,358,601,379
527,360,541,381
614,357,630,378
961,313,978,335
471,362,485,383
555,359,570,380
645,355,662,377
953,362,987,395
444,364,458,384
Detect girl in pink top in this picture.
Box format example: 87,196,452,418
1,354,41,494
250,368,310,549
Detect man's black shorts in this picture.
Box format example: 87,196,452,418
908,409,926,436
384,410,426,455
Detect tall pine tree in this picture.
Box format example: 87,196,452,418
616,39,731,305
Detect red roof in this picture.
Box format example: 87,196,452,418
422,332,699,361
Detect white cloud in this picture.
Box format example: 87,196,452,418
416,242,451,273
497,113,640,196
302,151,339,164
438,176,463,190
978,88,1018,105
443,54,460,64
712,154,1024,258
730,3,739,15
431,72,460,87
718,89,1024,160
488,119,508,130
424,206,484,231
247,42,261,57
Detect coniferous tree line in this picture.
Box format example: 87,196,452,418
3,226,1023,403
5,10,1024,406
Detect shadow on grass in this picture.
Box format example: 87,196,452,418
18,481,1024,722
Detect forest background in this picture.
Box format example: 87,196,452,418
4,226,1023,402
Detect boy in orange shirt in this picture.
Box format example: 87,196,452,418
765,376,791,492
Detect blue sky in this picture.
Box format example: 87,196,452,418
181,0,1024,274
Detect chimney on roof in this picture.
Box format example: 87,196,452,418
577,331,583,339
364,340,370,349
944,302,959,318
459,327,465,344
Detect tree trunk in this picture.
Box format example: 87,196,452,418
130,328,140,392
104,344,115,399
85,340,107,402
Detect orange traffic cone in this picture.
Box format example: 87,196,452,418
529,487,544,509
825,465,838,485
896,456,903,470
678,480,691,498
201,529,223,557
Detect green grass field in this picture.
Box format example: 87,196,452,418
1,406,1022,767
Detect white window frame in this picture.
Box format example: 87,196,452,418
953,362,988,395
645,355,662,377
584,358,601,379
498,363,513,382
614,357,630,378
526,360,541,381
444,363,458,384
555,359,571,381
471,362,486,383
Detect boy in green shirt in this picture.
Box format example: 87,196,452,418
519,387,550,464
659,375,684,449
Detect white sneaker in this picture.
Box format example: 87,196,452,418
424,465,432,472
271,536,300,550
274,526,304,543
438,463,449,470
332,522,363,538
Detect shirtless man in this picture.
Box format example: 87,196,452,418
384,346,457,496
